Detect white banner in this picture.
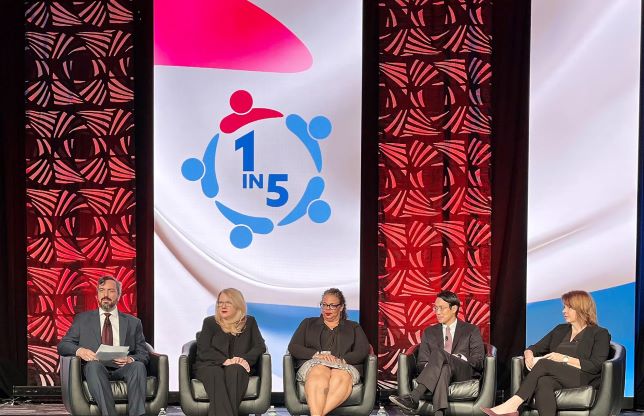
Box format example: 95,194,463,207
154,0,363,390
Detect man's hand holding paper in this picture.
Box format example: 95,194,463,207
96,344,130,367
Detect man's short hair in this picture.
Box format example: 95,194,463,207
437,290,460,313
97,276,122,297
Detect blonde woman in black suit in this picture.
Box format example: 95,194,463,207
194,288,266,416
482,290,610,416
288,288,370,416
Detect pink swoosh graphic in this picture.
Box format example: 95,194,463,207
154,0,313,73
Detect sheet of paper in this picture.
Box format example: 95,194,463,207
96,344,129,366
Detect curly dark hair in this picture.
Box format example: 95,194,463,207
321,287,348,321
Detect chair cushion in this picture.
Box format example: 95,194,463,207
413,378,480,401
83,376,157,404
191,376,260,401
296,381,364,406
526,386,596,410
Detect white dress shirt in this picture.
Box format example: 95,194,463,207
442,319,467,362
442,319,457,343
99,307,120,346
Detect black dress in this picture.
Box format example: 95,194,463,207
288,317,370,376
194,316,266,416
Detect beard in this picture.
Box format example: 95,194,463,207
100,298,116,311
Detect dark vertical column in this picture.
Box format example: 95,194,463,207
0,0,27,397
133,0,154,345
360,0,380,351
490,0,531,397
635,1,644,407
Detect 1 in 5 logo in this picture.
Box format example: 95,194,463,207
181,90,332,249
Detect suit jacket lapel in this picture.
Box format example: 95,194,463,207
433,324,445,350
452,319,463,351
119,313,128,346
91,309,102,346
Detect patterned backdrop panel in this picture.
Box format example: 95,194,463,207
377,0,492,388
24,0,136,386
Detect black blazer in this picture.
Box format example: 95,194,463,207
288,317,370,376
194,315,266,371
528,323,610,386
417,319,485,373
57,309,149,364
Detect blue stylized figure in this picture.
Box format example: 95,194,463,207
181,133,220,198
286,114,332,173
215,201,274,249
278,176,331,226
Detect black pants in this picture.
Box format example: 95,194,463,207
515,359,582,416
196,364,249,416
415,349,474,412
83,360,147,416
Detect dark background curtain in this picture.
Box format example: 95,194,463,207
134,0,155,347
636,1,644,403
490,0,531,397
0,0,27,397
359,0,380,352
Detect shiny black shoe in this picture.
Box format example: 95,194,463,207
389,394,419,413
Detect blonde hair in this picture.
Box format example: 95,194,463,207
562,290,598,326
215,288,247,335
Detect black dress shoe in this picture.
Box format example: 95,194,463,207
389,394,419,412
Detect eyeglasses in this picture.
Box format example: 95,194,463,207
432,305,449,312
320,302,342,310
217,301,233,308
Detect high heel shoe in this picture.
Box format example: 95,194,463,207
481,408,519,416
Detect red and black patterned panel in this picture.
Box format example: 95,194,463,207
24,0,136,386
377,0,492,388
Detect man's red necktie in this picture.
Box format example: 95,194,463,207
101,313,113,346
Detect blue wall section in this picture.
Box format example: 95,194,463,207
527,283,635,396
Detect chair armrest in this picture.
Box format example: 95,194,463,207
59,355,91,416
283,353,302,412
145,344,169,414
361,354,378,410
145,343,165,379
255,353,272,412
397,348,417,396
178,348,194,404
178,339,196,397
181,339,196,356
473,344,497,409
590,343,625,416
510,356,525,396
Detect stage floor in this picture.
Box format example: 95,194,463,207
0,404,642,416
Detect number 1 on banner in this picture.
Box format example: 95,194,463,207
235,131,289,207
235,131,255,172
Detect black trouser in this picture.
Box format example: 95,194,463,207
415,349,474,412
196,364,249,416
515,359,582,416
83,360,147,416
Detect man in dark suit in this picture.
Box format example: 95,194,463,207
58,276,149,416
390,290,485,416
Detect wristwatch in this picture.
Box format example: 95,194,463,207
562,355,569,364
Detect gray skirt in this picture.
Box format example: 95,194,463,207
296,357,361,385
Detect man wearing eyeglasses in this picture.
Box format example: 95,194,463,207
390,290,485,416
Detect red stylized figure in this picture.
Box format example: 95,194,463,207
219,90,283,133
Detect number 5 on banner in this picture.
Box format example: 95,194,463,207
266,174,288,207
